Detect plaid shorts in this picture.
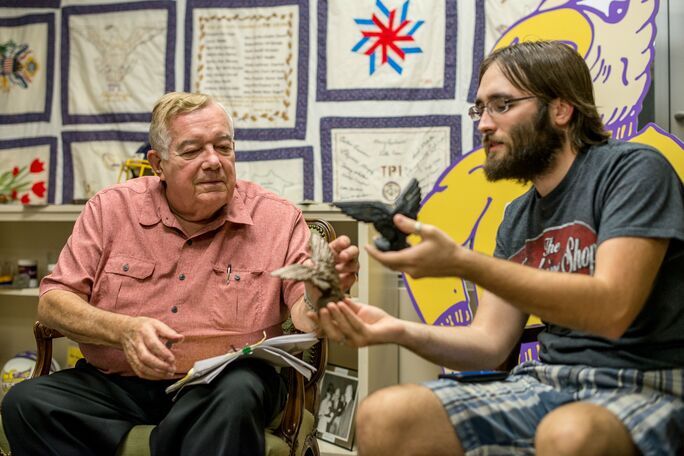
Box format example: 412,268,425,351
424,361,684,455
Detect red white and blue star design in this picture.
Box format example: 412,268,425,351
0,40,38,92
352,0,424,75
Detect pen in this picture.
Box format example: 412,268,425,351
226,263,232,284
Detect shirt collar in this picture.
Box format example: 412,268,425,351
137,178,254,228
225,181,254,226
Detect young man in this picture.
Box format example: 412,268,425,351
316,41,684,455
1,92,359,455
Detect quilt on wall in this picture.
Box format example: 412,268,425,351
0,137,56,204
235,147,314,202
320,115,460,202
0,0,491,205
61,1,175,124
0,12,54,124
61,130,148,202
318,0,457,101
185,0,308,140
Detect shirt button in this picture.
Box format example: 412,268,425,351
179,273,186,281
165,340,174,348
234,274,240,282
171,306,178,313
122,264,129,272
187,239,193,246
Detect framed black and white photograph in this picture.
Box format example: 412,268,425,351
316,366,358,450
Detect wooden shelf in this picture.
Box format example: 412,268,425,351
298,203,355,221
0,203,353,222
318,439,356,456
0,288,39,297
0,204,84,222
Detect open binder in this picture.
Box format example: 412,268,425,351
166,332,319,398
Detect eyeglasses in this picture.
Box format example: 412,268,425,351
468,96,536,121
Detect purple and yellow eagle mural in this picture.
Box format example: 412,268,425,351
407,0,684,361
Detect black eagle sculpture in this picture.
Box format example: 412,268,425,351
334,178,422,251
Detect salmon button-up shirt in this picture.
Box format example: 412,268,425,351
41,177,309,376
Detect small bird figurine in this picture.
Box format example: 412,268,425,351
271,234,344,310
334,178,422,251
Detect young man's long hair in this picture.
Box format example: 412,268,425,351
479,41,610,152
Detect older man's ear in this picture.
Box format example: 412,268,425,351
147,150,164,178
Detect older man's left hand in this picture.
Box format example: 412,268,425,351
329,235,360,292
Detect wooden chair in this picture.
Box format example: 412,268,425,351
0,218,335,456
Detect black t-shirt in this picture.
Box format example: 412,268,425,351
494,140,684,369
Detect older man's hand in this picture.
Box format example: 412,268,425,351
328,235,360,292
120,316,184,380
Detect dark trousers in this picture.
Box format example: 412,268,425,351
1,357,287,456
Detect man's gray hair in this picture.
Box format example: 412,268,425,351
149,92,234,159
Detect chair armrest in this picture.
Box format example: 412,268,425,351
304,337,328,413
273,336,328,451
31,321,64,379
273,367,306,449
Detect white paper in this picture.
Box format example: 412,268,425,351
166,332,318,397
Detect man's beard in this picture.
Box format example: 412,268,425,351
483,104,565,183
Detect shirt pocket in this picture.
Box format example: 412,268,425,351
212,264,264,331
102,255,155,316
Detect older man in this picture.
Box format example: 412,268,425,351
2,92,358,455
316,41,684,455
